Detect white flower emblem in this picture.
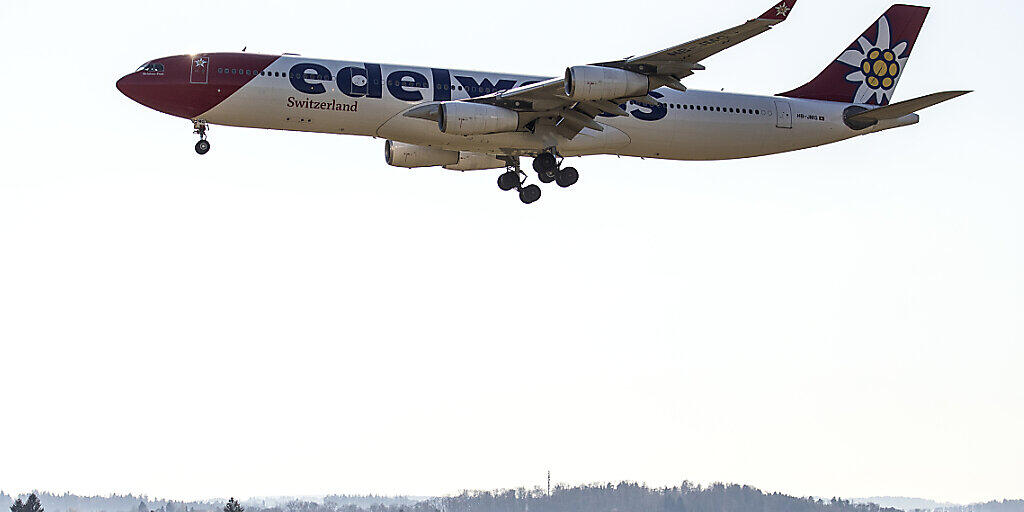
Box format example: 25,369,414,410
193,57,208,69
775,3,791,17
836,16,909,104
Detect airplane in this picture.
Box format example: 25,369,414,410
116,1,969,204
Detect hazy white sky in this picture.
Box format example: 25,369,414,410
0,0,1021,505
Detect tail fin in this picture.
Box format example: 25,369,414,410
780,4,930,105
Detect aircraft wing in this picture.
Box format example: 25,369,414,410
597,0,798,77
419,0,798,140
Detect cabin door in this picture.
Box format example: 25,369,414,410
774,100,792,129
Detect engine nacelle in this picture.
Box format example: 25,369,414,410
444,152,506,171
564,65,650,101
384,140,459,168
438,102,519,135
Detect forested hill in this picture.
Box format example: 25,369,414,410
440,482,903,512
2,485,1022,512
853,498,1024,512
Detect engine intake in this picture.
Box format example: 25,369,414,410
438,102,519,135
565,65,650,101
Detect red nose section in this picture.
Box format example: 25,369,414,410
117,53,280,119
116,74,143,101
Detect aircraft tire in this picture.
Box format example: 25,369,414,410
498,171,519,191
556,167,579,188
533,152,557,173
195,140,211,155
519,184,541,204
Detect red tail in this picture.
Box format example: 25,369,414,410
780,4,929,105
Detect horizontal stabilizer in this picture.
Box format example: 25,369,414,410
846,90,971,122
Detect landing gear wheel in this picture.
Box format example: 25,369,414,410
556,167,579,188
519,184,542,204
537,170,555,183
195,140,211,155
533,152,557,173
498,171,519,191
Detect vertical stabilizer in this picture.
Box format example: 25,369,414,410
780,4,929,105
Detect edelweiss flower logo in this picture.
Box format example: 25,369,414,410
836,16,909,104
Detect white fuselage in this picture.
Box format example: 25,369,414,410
198,55,918,160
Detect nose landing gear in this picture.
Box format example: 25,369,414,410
193,120,210,155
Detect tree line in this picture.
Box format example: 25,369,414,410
4,485,1022,512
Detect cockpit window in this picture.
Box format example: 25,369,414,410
136,62,165,73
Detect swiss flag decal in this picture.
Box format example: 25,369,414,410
190,56,209,84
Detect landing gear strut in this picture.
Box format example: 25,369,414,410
193,120,210,155
497,157,541,204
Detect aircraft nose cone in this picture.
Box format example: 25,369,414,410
116,73,140,101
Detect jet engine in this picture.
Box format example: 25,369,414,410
385,140,459,168
438,102,519,135
564,65,650,101
385,142,505,171
444,152,506,171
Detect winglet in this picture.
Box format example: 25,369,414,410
757,0,797,21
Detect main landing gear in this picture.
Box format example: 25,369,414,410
532,151,579,189
193,120,210,155
497,157,541,205
496,151,579,204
